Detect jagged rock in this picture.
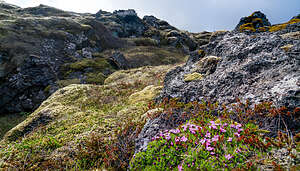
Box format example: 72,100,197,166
108,52,129,69
96,9,147,38
143,15,176,30
235,11,271,32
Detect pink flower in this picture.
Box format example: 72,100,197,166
189,128,197,134
171,142,174,146
206,146,214,151
236,148,241,153
182,124,188,131
234,132,240,137
220,127,226,133
237,128,243,133
230,124,236,129
170,128,180,134
178,164,183,171
175,137,180,142
212,135,219,142
225,154,233,160
223,123,228,127
181,136,188,142
209,121,218,129
236,123,242,128
200,138,206,145
211,152,215,155
227,137,232,142
205,132,211,138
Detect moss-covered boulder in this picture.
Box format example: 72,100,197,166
235,11,300,33
235,11,271,32
0,64,177,170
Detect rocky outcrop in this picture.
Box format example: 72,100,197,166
135,21,300,155
0,2,195,114
95,9,147,38
235,11,271,32
108,52,129,69
95,9,203,51
236,11,300,33
0,3,123,114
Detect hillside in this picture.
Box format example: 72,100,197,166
0,2,299,170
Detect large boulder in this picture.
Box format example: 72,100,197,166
135,20,300,155
235,11,271,32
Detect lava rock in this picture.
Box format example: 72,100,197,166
235,11,271,32
135,24,300,154
108,52,129,69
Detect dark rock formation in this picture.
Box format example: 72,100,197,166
143,15,176,30
235,11,271,32
0,3,123,114
108,52,129,69
95,9,201,51
96,9,147,38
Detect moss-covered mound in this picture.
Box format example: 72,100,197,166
0,64,177,170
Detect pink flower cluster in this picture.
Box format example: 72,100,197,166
182,123,202,134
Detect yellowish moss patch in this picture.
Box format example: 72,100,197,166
280,44,293,52
280,31,300,40
184,72,204,82
269,19,300,32
239,23,256,32
128,85,163,104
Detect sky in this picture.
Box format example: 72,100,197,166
4,0,300,32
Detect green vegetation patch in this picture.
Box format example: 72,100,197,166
0,64,177,170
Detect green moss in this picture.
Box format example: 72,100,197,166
85,72,106,84
61,58,114,81
68,58,111,71
128,85,163,104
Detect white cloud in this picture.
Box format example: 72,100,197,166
3,0,300,32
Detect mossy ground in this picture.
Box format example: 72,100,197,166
0,64,177,169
